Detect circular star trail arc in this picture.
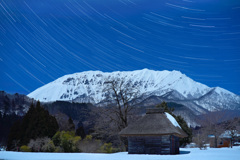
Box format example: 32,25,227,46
0,0,240,94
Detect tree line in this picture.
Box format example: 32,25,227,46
6,101,118,153
5,78,239,152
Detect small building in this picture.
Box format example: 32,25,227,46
209,130,240,148
119,108,187,155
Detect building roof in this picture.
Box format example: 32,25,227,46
119,108,188,138
219,130,240,138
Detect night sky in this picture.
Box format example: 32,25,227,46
0,0,240,95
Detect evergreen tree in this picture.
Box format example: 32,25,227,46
156,102,192,146
0,113,21,145
7,101,59,150
68,117,75,131
175,115,192,146
156,101,174,114
76,121,86,139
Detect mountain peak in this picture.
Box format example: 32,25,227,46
28,69,240,112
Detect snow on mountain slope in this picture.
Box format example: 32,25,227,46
28,69,240,112
194,87,240,111
28,69,208,102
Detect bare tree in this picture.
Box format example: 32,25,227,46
12,140,20,151
199,111,226,148
192,127,209,149
28,137,53,152
196,110,240,148
224,117,240,148
91,78,139,149
102,77,139,131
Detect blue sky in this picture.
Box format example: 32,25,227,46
0,0,240,95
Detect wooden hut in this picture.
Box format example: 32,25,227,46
119,108,187,155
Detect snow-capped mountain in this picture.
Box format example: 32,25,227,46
28,69,240,114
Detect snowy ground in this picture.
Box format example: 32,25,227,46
0,147,240,160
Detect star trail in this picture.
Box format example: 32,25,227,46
0,0,240,94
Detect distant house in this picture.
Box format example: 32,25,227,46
119,108,187,155
209,130,240,148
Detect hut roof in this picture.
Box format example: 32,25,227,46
119,108,188,138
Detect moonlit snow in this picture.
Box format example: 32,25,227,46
165,112,182,128
27,69,236,103
1,147,240,160
27,69,240,112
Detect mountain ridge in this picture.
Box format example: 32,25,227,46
28,69,240,114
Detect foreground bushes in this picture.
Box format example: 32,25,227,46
77,135,102,153
99,143,117,153
52,131,81,152
21,132,119,153
28,137,55,152
20,145,31,152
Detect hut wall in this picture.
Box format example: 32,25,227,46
145,136,162,154
170,135,179,154
175,136,179,154
128,135,179,155
161,135,171,154
128,137,145,154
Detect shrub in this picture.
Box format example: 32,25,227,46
42,140,55,152
77,135,102,153
52,131,61,146
54,146,63,152
85,135,92,141
28,138,41,152
28,137,55,152
52,131,81,152
20,145,31,152
99,143,117,153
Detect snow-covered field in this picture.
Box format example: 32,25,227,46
1,147,240,160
